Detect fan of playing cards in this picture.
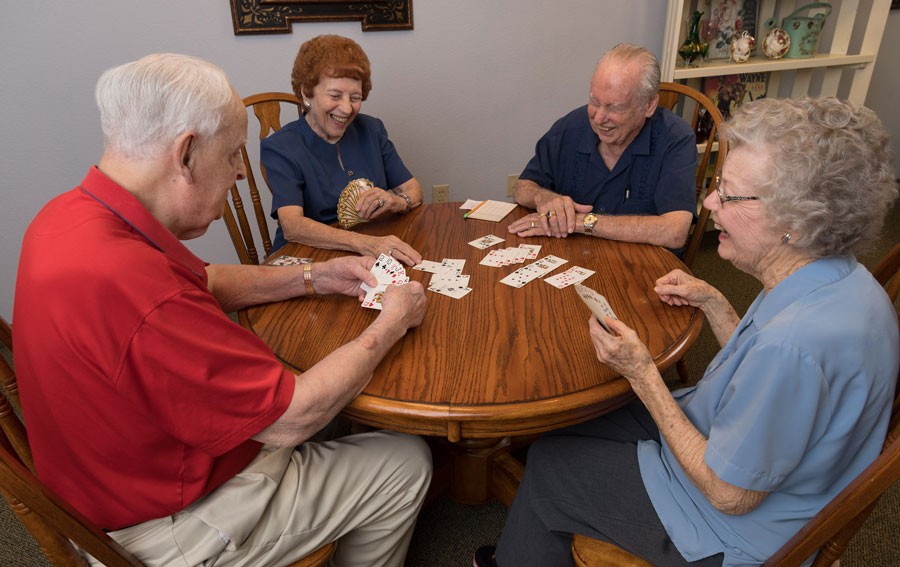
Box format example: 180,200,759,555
337,178,375,229
360,253,410,310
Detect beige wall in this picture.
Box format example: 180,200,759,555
0,1,897,321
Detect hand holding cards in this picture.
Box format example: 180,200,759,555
361,253,410,310
574,283,617,332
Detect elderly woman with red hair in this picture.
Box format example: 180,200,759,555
262,35,423,266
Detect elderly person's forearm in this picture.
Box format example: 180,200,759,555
630,369,768,515
702,292,742,347
512,178,556,209
590,210,692,249
252,308,412,446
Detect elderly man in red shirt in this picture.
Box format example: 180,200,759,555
13,53,431,567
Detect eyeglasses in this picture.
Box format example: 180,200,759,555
714,170,760,205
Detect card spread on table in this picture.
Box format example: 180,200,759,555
413,258,473,299
361,253,409,310
518,244,541,260
412,259,444,273
544,266,595,289
574,283,617,332
499,255,568,287
479,247,528,267
468,234,506,250
269,255,313,266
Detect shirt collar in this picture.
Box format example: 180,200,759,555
80,166,208,282
753,256,857,327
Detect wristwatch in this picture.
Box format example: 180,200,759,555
583,212,598,235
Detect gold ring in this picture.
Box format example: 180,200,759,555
530,221,536,228
546,211,557,218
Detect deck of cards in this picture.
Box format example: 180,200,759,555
361,253,409,310
337,178,375,229
269,255,312,266
575,283,617,332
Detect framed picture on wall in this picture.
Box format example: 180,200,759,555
706,0,759,59
703,73,769,120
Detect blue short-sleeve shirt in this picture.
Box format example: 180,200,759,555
519,106,697,217
638,257,898,567
261,113,413,251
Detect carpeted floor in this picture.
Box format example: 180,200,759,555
2,203,899,566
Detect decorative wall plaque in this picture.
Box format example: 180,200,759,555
230,0,413,34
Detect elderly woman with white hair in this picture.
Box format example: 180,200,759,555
475,97,899,567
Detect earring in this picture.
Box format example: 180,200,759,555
782,232,791,244
303,100,311,110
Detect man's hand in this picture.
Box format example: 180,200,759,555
311,256,377,299
356,234,423,267
509,191,592,238
654,269,716,309
378,281,426,331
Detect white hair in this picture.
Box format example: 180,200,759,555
95,53,235,160
600,43,660,103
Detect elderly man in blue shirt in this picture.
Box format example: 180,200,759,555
508,43,697,251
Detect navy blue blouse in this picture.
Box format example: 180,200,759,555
261,113,413,251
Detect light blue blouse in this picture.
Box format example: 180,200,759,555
638,257,898,567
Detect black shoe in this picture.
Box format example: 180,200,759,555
473,545,497,567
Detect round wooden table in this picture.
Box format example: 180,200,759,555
240,202,703,505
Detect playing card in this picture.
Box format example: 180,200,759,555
429,285,473,299
574,283,617,331
518,244,541,260
544,266,595,289
440,258,466,271
412,259,444,273
361,284,388,310
268,255,313,266
468,234,506,250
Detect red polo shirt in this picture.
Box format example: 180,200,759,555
13,167,294,529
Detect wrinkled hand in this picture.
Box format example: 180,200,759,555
312,256,377,299
654,269,716,309
357,234,422,267
589,316,656,387
506,213,547,238
528,193,593,238
356,187,400,220
379,281,426,331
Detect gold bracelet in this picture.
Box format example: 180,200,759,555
303,263,315,296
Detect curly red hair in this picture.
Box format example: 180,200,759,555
291,35,372,102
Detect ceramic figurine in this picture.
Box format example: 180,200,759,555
729,30,755,63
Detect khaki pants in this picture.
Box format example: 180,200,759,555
89,431,431,567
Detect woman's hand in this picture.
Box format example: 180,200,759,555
589,316,657,390
356,186,402,220
356,234,422,267
310,256,378,299
654,269,716,309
